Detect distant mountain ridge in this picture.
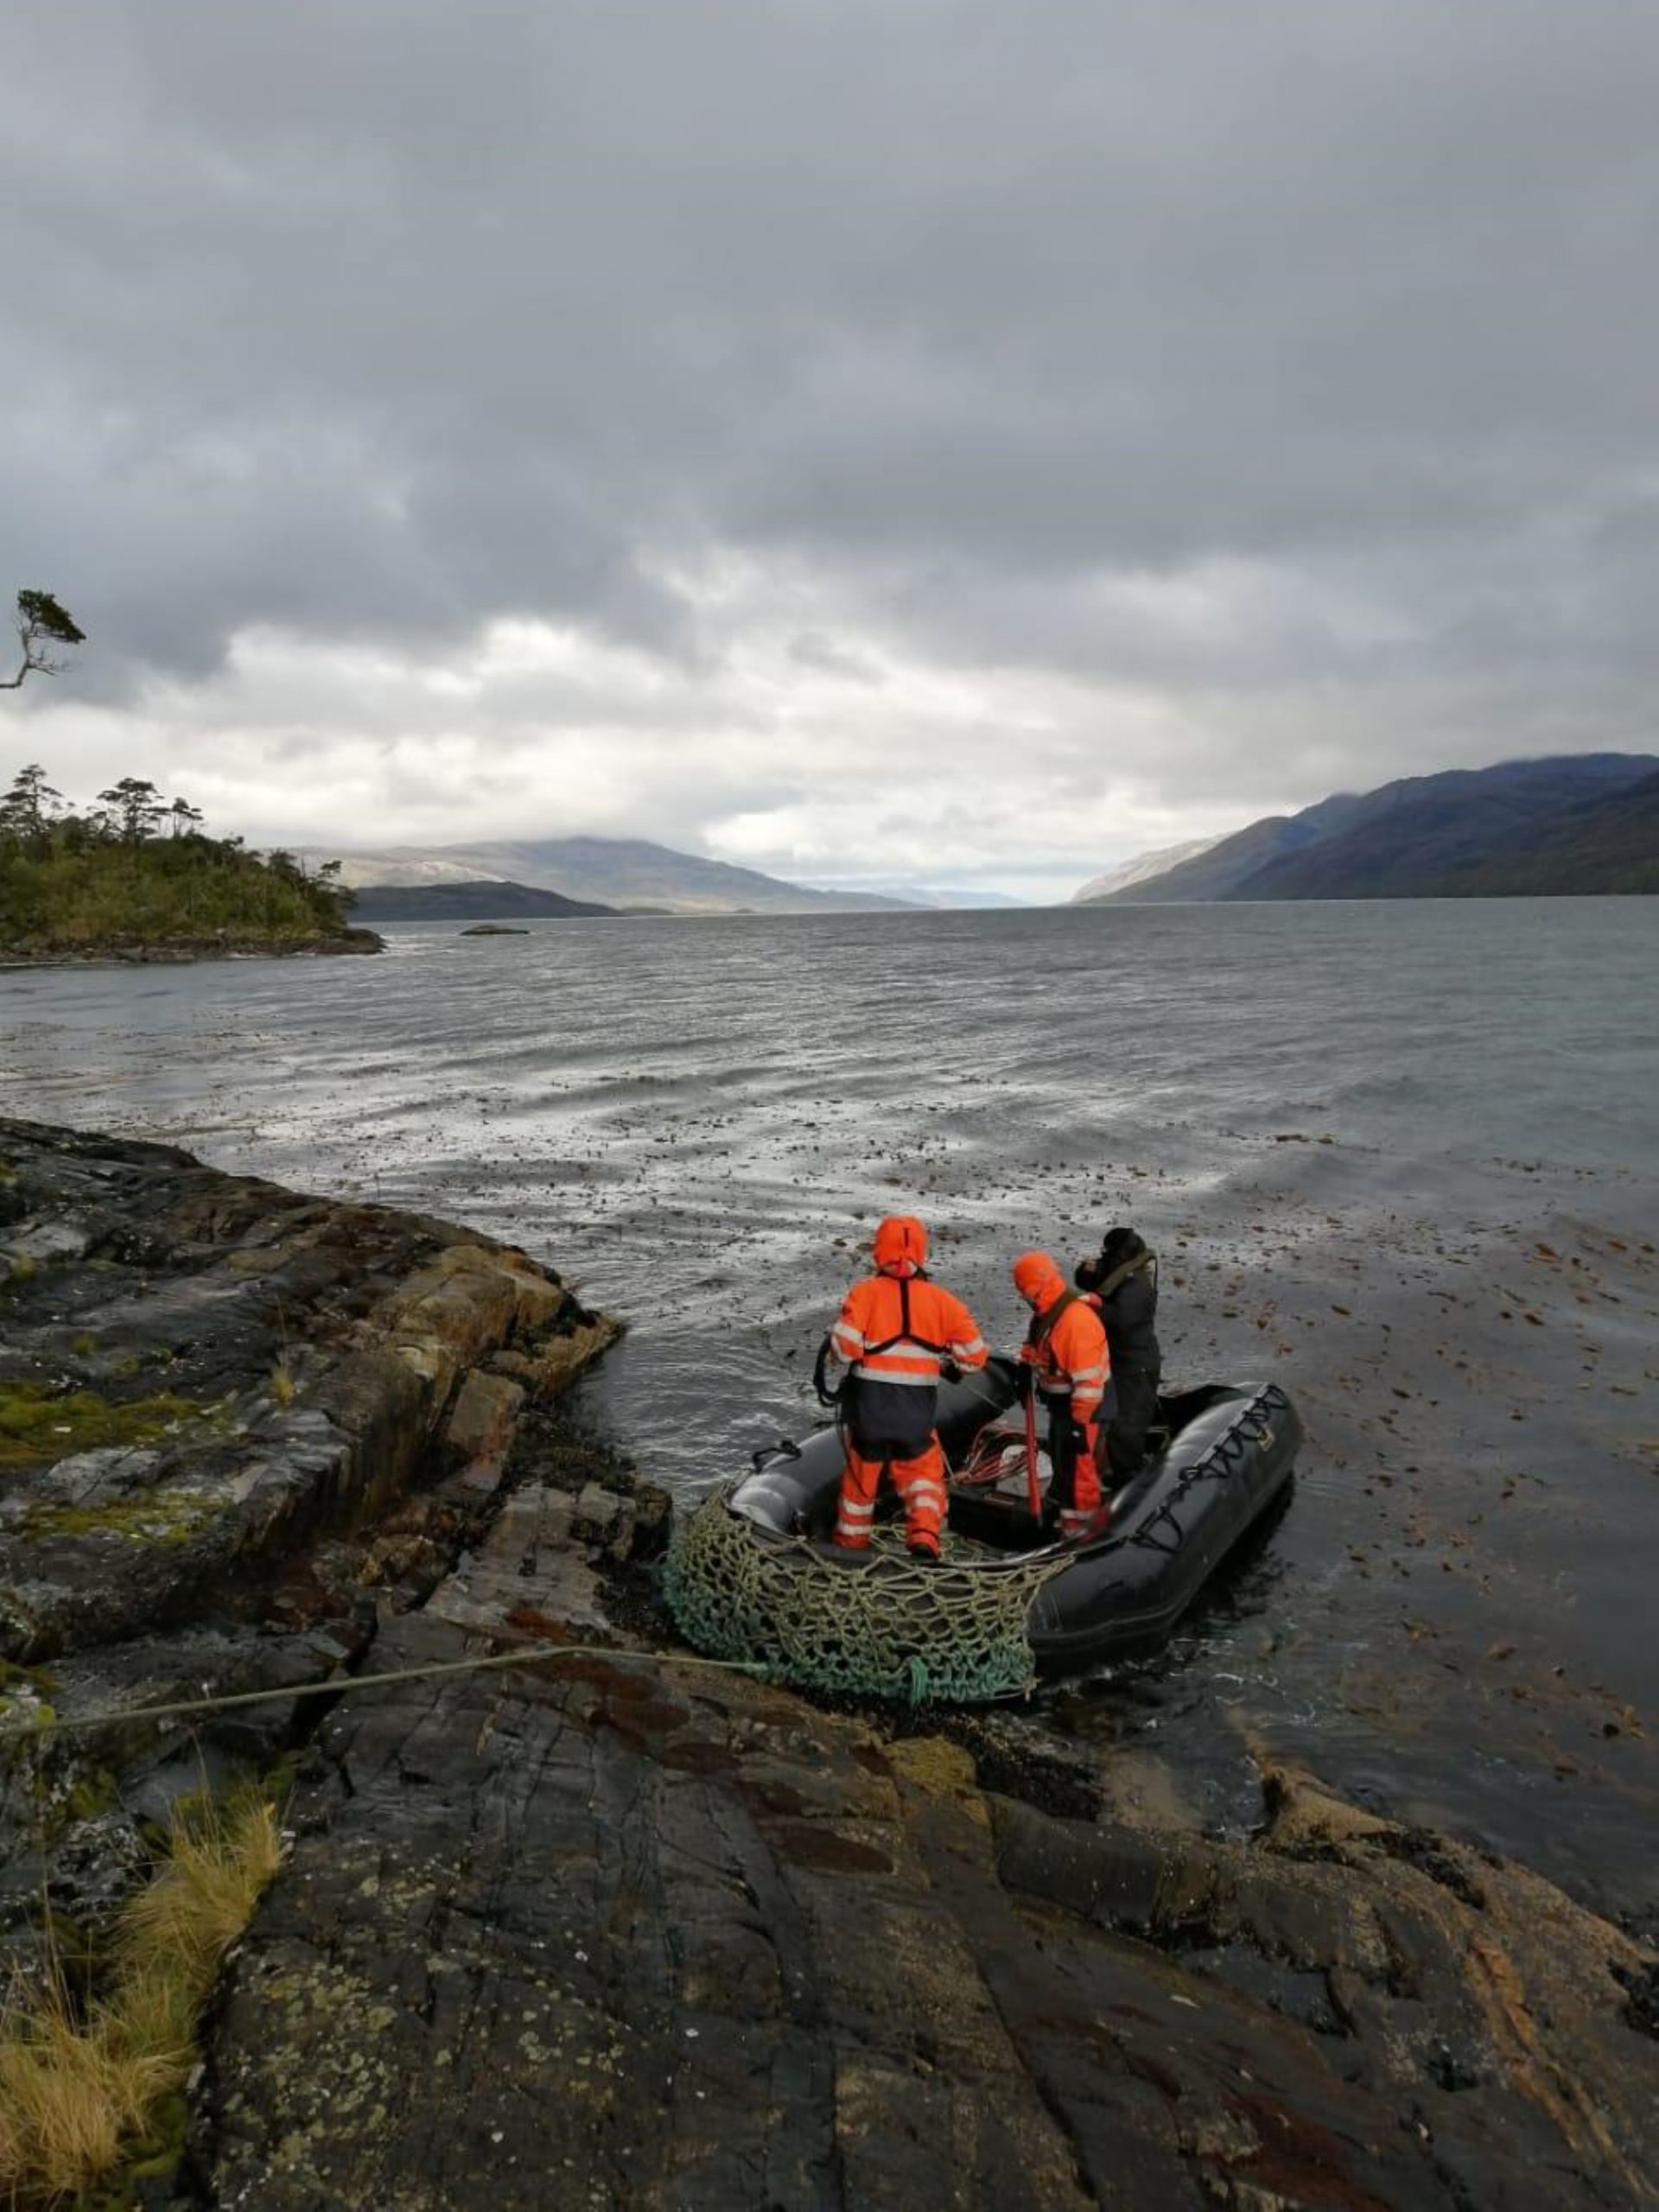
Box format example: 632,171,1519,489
318,835,915,915
1073,755,1659,903
350,879,614,922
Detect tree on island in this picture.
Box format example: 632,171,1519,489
2,590,86,690
97,777,167,843
0,758,360,951
0,762,63,839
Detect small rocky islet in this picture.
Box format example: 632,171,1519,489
1,1118,1655,2208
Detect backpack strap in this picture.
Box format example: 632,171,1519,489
1023,1287,1081,1355
1094,1249,1156,1301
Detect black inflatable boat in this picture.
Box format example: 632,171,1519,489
667,1357,1301,1692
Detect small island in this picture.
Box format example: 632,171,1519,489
0,763,381,966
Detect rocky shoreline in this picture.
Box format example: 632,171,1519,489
3,1121,1656,2208
0,927,385,971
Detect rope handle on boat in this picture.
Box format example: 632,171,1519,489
750,1439,804,1474
0,1639,772,1745
1126,1385,1285,1553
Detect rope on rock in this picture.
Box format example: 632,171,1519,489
0,1639,772,1745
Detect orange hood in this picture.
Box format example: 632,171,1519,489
1012,1249,1065,1310
873,1214,928,1276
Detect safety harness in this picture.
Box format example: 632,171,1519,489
813,1274,950,1408
859,1273,950,1362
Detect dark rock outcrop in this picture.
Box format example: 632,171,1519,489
0,1117,618,1950
0,927,385,969
0,1117,616,1665
195,1605,1658,2209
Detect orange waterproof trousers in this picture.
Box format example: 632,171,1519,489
1046,1408,1103,1538
835,1438,946,1557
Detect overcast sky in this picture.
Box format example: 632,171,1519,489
7,2,1659,899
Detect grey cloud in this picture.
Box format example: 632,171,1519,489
787,632,883,683
6,0,1659,873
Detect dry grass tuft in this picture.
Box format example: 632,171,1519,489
118,1793,284,1991
0,1791,284,2203
269,1359,298,1406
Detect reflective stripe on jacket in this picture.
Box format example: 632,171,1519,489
1028,1295,1109,1424
831,1273,988,1387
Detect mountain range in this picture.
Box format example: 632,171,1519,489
1073,754,1659,903
314,836,916,915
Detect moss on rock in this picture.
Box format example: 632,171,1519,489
0,1382,204,1470
20,1487,219,1544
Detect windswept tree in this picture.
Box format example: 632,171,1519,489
3,590,86,690
168,797,206,837
97,777,166,843
0,762,64,842
315,853,356,916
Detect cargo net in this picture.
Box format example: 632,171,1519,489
664,1490,1070,1706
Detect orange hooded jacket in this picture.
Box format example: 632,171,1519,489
832,1215,988,1388
1013,1250,1109,1425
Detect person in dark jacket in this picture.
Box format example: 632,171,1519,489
1074,1225,1162,1476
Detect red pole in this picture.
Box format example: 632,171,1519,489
1023,1374,1043,1524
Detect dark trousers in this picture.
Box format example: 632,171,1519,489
1097,1368,1160,1477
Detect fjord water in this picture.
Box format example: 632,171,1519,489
4,901,1656,1917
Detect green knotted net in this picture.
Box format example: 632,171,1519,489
664,1490,1071,1705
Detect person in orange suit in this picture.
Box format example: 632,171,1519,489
1011,1249,1109,1540
828,1214,989,1562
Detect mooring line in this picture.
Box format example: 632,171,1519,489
0,1639,770,1744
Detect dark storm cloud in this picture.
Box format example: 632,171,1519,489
6,0,1658,877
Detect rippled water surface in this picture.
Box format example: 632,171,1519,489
4,902,1657,1915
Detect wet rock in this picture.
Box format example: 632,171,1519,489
426,1484,625,1641
0,1119,620,1991
192,1600,1658,2210
0,1619,368,1986
0,1117,616,1663
442,1368,525,1489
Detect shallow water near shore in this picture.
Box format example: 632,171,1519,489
3,899,1656,1920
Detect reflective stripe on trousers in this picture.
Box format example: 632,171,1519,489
835,1437,946,1555
1047,1412,1103,1522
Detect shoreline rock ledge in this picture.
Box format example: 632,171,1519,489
3,1120,1656,2210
